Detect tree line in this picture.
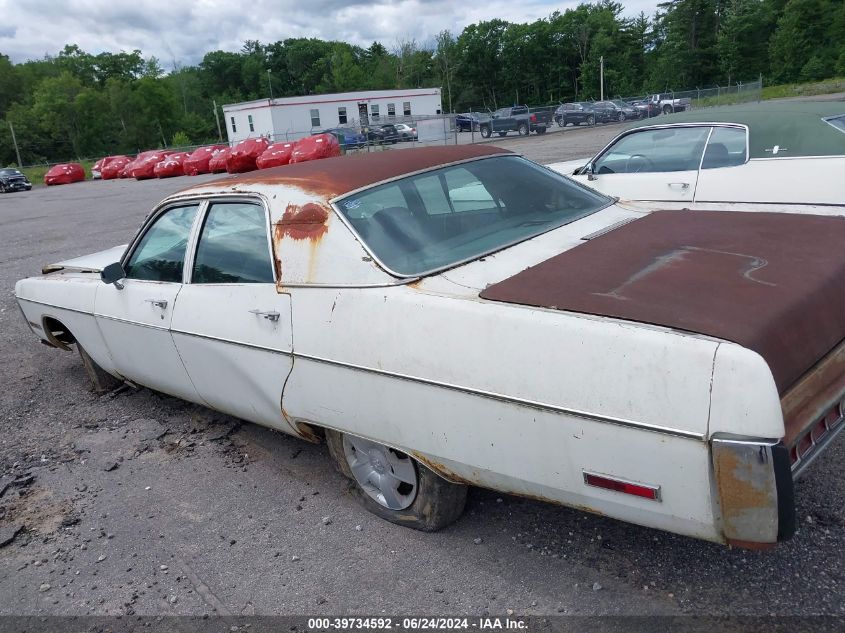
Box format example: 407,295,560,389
2,0,843,166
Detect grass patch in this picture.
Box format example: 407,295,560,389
762,78,845,100
18,159,96,187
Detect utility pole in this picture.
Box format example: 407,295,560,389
9,121,22,168
600,56,604,101
266,69,274,101
213,99,223,142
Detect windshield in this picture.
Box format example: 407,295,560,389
0,169,21,176
335,155,612,277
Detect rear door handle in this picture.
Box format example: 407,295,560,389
249,309,280,322
668,182,690,189
145,299,168,309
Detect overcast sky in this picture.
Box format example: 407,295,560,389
0,0,662,68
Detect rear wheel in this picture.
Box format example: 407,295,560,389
325,429,468,531
618,112,626,122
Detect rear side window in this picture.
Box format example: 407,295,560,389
701,127,747,169
124,205,200,282
192,202,274,284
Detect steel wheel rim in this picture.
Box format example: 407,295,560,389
342,435,418,510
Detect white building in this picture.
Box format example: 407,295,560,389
222,88,443,144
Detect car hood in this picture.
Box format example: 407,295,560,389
480,210,845,394
42,244,128,274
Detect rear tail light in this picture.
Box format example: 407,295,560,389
789,398,845,469
530,114,537,122
583,471,661,501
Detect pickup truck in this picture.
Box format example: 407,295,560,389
651,93,692,115
479,106,552,138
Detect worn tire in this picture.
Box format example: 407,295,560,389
517,122,529,136
325,429,468,532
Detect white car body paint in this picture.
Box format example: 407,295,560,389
16,154,832,546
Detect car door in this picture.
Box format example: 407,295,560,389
575,126,710,202
95,203,202,401
169,198,296,433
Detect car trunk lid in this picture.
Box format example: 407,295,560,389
480,210,845,395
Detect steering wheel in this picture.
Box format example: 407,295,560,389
625,154,654,173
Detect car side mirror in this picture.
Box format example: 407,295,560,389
584,163,598,181
101,262,126,290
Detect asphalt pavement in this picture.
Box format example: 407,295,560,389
0,130,843,619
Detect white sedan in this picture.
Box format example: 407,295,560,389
15,145,845,546
549,102,845,211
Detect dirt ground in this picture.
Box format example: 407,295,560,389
1,127,843,620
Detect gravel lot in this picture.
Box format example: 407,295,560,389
1,126,843,619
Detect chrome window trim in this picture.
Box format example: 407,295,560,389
822,114,845,135
120,199,208,285
588,123,750,174
331,155,614,279
186,195,276,285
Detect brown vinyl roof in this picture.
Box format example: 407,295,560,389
480,210,845,394
201,145,512,199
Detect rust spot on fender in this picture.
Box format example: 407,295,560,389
276,202,330,241
412,453,477,486
413,451,607,517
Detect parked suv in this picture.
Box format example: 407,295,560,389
555,102,600,126
0,168,33,193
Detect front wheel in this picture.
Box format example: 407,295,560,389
618,112,626,122
480,125,492,138
663,105,673,115
326,429,468,531
517,122,529,136
586,115,595,126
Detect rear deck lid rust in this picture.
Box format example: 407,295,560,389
479,210,845,394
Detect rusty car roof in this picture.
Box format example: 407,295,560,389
186,145,513,200
480,210,845,394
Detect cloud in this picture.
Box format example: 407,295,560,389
0,0,662,67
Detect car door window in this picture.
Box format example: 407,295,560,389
701,127,747,169
192,202,274,284
123,205,199,282
594,127,711,174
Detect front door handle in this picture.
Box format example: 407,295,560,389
249,309,280,322
668,182,690,189
145,299,168,309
